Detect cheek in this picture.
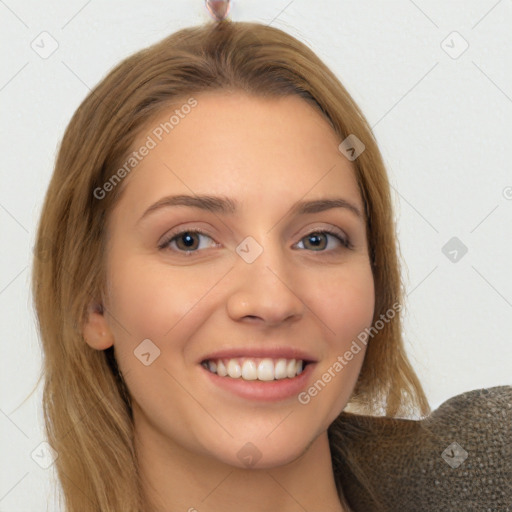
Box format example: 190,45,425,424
105,255,215,341
314,261,375,345
306,262,374,411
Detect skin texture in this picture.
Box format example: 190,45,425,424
84,91,375,512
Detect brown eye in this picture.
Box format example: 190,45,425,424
296,229,351,252
303,232,328,250
159,229,218,253
174,232,200,251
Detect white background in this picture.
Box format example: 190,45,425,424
1,0,511,509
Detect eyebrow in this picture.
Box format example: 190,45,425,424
139,194,364,222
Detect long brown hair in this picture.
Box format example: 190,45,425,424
32,19,430,512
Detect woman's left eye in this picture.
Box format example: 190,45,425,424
158,228,351,255
295,229,351,252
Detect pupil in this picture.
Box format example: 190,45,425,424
182,233,196,248
310,234,320,246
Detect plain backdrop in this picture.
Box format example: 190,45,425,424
1,0,511,509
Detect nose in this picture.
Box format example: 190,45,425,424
225,240,305,327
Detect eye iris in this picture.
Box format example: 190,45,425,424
176,232,199,250
305,233,326,250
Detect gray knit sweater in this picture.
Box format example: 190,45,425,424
331,386,511,511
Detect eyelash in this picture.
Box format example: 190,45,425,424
158,227,352,255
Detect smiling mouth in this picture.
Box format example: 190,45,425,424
201,357,312,381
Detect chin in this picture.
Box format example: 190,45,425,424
205,429,317,471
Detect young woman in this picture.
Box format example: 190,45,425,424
32,19,432,511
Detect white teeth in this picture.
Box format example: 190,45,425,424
217,360,228,377
227,359,242,378
203,357,306,380
241,360,257,380
274,358,288,379
286,359,297,378
257,358,274,381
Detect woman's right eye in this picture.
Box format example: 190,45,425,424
158,229,219,255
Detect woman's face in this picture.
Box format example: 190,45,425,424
91,91,375,468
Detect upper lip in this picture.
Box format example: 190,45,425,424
199,346,317,364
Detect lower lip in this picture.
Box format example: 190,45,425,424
200,363,316,402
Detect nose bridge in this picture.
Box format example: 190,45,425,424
227,230,304,323
236,229,289,283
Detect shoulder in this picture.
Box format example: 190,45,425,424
334,386,512,512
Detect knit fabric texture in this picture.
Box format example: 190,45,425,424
334,385,511,511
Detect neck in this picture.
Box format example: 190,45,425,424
134,415,347,512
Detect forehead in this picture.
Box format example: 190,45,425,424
114,91,363,217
